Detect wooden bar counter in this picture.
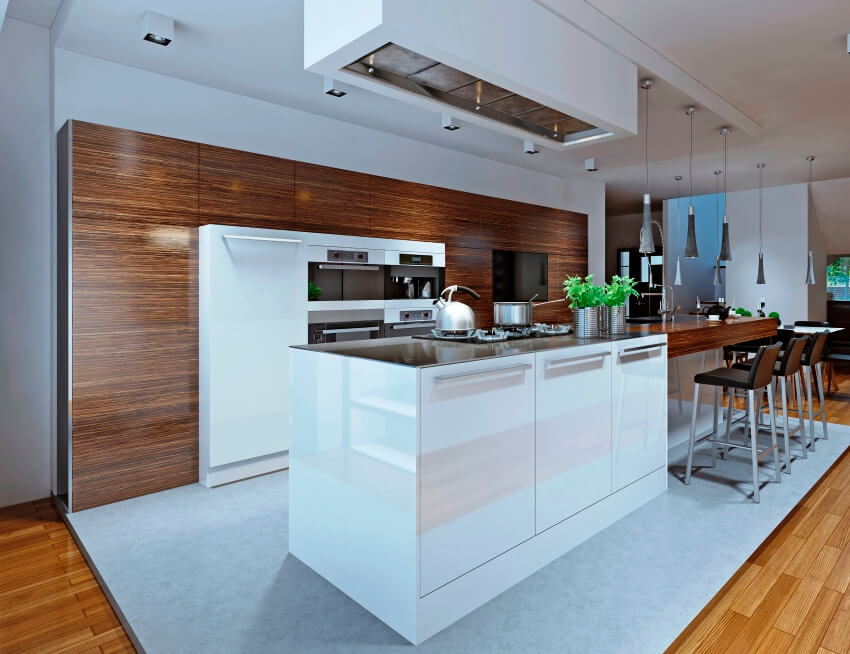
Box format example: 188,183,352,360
629,316,778,358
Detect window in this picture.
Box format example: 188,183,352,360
827,257,850,300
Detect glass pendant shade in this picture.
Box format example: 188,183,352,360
805,250,816,285
674,256,682,286
718,216,732,261
684,206,699,258
713,257,722,286
756,252,766,285
639,193,655,253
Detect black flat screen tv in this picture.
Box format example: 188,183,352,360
492,250,548,302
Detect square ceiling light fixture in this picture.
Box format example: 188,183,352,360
141,11,173,46
345,43,613,148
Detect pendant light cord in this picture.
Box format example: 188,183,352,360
689,112,694,203
645,88,649,195
723,132,728,216
758,165,764,253
715,173,720,248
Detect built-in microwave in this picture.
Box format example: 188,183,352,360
308,320,384,344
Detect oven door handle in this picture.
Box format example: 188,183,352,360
322,327,381,335
388,322,436,331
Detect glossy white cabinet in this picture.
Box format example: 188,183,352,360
612,335,668,492
535,343,612,532
419,354,536,595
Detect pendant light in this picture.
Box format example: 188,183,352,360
674,175,683,285
713,170,722,286
805,156,817,285
756,163,766,285
718,127,733,261
638,79,655,253
683,107,699,258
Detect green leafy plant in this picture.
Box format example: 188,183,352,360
735,307,753,317
603,275,639,307
308,281,322,301
768,311,780,323
563,274,604,309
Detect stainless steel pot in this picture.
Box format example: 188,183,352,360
433,285,481,336
493,294,566,327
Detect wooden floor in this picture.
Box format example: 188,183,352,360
1,373,847,654
0,499,135,653
668,369,850,654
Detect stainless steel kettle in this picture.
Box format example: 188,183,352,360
433,285,481,335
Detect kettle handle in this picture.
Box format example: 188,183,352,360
455,286,481,300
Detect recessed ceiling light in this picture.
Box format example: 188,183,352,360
323,76,346,97
523,139,539,154
141,11,173,46
441,114,460,131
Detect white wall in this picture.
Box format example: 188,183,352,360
0,18,52,508
724,183,809,324
564,175,605,280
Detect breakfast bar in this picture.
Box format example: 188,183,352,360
630,316,779,358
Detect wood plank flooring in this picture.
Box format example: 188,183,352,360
2,370,847,654
0,499,135,653
667,368,850,653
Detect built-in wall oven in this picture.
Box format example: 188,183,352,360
308,320,384,344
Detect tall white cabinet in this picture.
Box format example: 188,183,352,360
199,225,308,486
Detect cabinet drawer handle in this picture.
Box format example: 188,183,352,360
546,352,610,367
389,322,435,330
619,343,665,356
322,327,380,335
222,234,302,244
432,363,532,384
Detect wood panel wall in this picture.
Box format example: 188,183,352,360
65,121,587,510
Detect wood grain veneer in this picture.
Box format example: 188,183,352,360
63,120,587,510
631,316,778,358
70,121,199,511
199,144,294,229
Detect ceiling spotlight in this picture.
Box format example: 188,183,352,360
441,114,460,131
323,77,346,97
584,158,598,172
367,66,375,74
141,11,173,46
523,139,539,155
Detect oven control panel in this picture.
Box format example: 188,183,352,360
398,310,432,322
327,249,368,263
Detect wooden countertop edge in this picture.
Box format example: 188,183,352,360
628,317,778,358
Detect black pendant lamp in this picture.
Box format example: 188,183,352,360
718,127,733,261
713,170,722,286
756,163,766,285
805,156,817,285
674,175,683,285
638,80,655,254
683,107,699,258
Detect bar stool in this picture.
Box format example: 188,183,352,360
801,331,830,449
685,342,782,503
732,336,809,473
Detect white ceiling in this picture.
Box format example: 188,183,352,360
47,0,850,225
6,0,62,27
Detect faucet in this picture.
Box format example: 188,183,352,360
639,219,677,322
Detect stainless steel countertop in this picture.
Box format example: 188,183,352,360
290,333,652,368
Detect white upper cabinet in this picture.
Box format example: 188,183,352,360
418,354,536,596
535,343,613,533
612,336,668,492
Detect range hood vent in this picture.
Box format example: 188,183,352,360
345,43,610,145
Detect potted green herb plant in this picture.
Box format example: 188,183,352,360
602,275,639,334
563,274,604,338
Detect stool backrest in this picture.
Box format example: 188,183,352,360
747,342,782,390
794,321,830,327
802,331,829,366
778,336,808,377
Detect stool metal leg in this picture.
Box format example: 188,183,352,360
804,365,816,452
748,389,760,503
685,383,700,485
816,362,829,441
767,380,781,484
780,376,791,474
795,371,808,457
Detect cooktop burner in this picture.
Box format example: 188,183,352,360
414,324,571,343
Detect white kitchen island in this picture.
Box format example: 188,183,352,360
289,331,668,644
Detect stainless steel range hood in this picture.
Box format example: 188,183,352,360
345,43,610,145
